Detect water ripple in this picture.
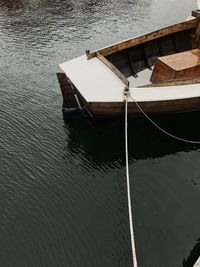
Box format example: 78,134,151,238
0,0,200,266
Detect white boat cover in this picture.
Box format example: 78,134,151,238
60,55,200,103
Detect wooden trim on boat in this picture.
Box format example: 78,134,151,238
96,52,129,86
89,97,200,118
138,77,200,87
87,19,198,59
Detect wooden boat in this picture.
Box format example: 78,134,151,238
57,9,200,120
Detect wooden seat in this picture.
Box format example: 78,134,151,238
150,49,200,83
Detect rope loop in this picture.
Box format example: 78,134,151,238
124,86,130,100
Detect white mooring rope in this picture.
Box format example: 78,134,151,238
123,86,200,267
129,95,200,145
124,90,138,267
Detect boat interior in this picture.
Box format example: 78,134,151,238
58,12,200,111
87,12,200,88
107,30,193,87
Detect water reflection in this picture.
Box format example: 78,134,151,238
64,111,200,165
0,0,199,266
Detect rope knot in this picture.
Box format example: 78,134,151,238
124,86,130,100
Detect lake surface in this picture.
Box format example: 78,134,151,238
0,0,200,266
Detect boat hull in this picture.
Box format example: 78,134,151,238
89,97,200,118
57,72,200,119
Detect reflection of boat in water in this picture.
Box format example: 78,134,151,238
58,9,200,120
64,110,200,163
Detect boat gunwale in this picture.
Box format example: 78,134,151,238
87,18,199,59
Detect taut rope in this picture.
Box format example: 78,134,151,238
129,94,200,145
124,87,138,267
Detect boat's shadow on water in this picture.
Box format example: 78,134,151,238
64,111,200,163
64,113,200,267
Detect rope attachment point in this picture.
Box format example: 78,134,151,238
124,85,130,100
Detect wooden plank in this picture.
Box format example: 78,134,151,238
57,73,76,108
89,97,200,118
177,65,200,79
96,52,129,86
150,60,175,83
88,19,198,58
139,77,200,87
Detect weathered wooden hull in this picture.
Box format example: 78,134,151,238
89,98,200,118
57,72,200,119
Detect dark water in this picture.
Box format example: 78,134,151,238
0,0,200,266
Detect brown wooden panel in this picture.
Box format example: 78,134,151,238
150,60,175,83
96,52,129,86
176,65,200,79
151,49,200,83
138,77,200,87
89,97,200,118
158,49,200,71
57,73,76,108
